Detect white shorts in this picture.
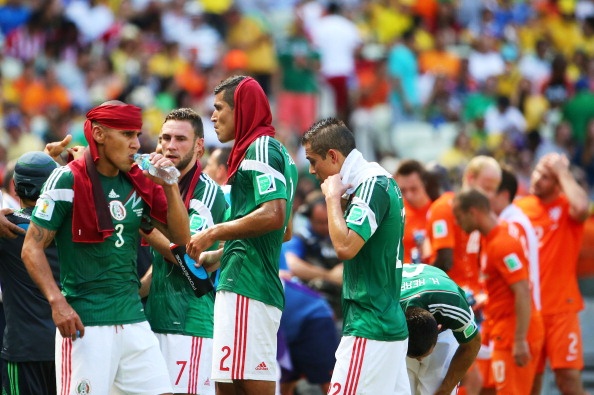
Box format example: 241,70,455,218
329,335,410,395
211,291,281,382
406,329,459,395
156,333,214,394
56,322,172,395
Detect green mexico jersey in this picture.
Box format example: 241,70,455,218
146,173,226,337
31,167,150,326
400,264,478,343
218,136,298,310
342,176,408,341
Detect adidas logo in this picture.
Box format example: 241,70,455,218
204,378,211,386
255,362,268,371
108,189,120,198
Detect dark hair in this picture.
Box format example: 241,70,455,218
497,167,518,202
213,75,248,109
212,146,232,168
395,159,429,187
406,307,438,358
297,190,326,218
164,107,204,139
302,118,355,159
454,188,491,213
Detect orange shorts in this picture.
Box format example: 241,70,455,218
491,338,542,395
538,312,584,372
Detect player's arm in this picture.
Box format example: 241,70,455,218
22,222,84,340
547,153,589,222
152,182,190,246
141,228,176,263
0,209,26,238
435,333,481,395
139,265,153,298
321,174,365,260
510,279,532,367
186,199,285,260
432,248,453,272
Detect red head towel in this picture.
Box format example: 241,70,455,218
84,104,142,161
226,77,275,182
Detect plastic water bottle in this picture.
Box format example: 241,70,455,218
133,153,180,185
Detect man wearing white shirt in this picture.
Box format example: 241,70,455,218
310,2,362,121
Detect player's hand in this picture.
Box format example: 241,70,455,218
142,153,177,186
197,248,223,272
542,152,569,179
0,208,25,238
45,134,73,163
67,145,86,161
321,174,350,200
187,227,216,262
512,339,530,367
51,296,85,341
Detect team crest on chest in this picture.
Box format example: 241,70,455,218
75,379,91,394
109,200,127,221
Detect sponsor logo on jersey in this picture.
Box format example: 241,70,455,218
109,200,126,221
190,214,207,233
433,219,448,238
346,206,367,225
503,253,522,272
256,174,276,195
75,379,91,394
34,198,55,220
463,322,477,339
255,362,269,371
108,189,120,199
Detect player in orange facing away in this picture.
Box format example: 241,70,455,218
394,159,434,263
426,155,501,296
453,189,544,395
515,153,589,395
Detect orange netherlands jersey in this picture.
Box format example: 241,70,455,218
402,199,431,263
426,192,481,293
516,195,585,315
482,222,544,349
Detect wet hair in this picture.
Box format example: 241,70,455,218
302,117,355,159
163,107,204,139
213,75,248,109
406,307,438,358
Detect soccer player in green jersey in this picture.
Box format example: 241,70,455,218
141,108,227,395
401,263,481,395
21,101,190,395
302,117,410,394
186,76,298,395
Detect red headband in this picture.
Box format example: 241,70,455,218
84,104,143,161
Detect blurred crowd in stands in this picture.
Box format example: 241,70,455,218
1,0,594,201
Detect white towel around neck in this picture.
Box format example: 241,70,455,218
339,149,392,195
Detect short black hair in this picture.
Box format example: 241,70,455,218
395,159,429,186
406,307,438,358
213,75,248,109
163,107,204,139
497,167,518,202
302,117,355,159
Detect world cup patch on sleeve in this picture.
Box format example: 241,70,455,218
463,321,477,338
346,206,367,225
432,219,448,238
190,213,207,233
34,197,55,221
503,253,522,272
257,174,276,194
